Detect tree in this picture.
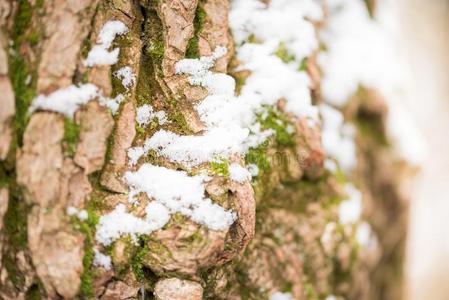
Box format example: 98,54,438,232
0,0,412,299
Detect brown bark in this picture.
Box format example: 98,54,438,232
0,0,411,299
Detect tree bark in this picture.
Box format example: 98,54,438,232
0,0,411,299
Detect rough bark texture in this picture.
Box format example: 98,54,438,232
0,0,411,299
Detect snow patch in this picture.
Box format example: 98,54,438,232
246,164,259,177
85,20,128,67
114,66,136,89
339,184,363,225
93,249,112,270
29,84,99,118
99,94,124,115
96,204,160,246
124,164,236,231
356,221,378,249
229,163,251,183
269,292,295,300
319,0,425,165
136,104,168,128
127,146,145,166
320,104,356,172
66,206,89,221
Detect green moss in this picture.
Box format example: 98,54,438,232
2,181,29,288
257,107,295,147
79,247,95,298
144,3,165,65
72,208,100,298
234,75,247,95
274,42,295,63
130,238,151,282
186,1,206,58
4,189,28,250
63,118,80,156
364,0,376,18
167,108,191,135
9,54,35,144
245,144,270,174
10,0,44,144
299,57,308,71
25,282,44,300
13,0,33,39
247,34,259,44
210,158,230,178
355,88,389,147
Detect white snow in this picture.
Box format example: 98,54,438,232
93,249,112,270
85,20,128,67
127,146,145,166
136,104,168,128
144,128,249,168
324,159,338,173
246,164,259,177
99,94,124,115
139,0,323,169
29,84,99,118
356,221,378,249
325,296,337,300
319,0,425,165
114,66,136,89
269,292,295,300
136,104,154,127
229,163,251,183
154,111,167,125
339,184,363,225
320,104,356,172
124,164,236,231
66,206,89,221
96,204,161,246
230,0,322,60
145,201,171,229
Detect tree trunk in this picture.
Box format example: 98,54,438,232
0,0,412,299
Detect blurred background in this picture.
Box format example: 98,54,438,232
399,0,449,299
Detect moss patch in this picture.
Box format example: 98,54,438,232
210,158,230,178
10,0,43,144
63,118,81,156
186,1,206,59
72,208,100,298
2,179,30,290
274,42,295,64
257,106,295,147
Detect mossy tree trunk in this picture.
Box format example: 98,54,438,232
0,0,409,299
